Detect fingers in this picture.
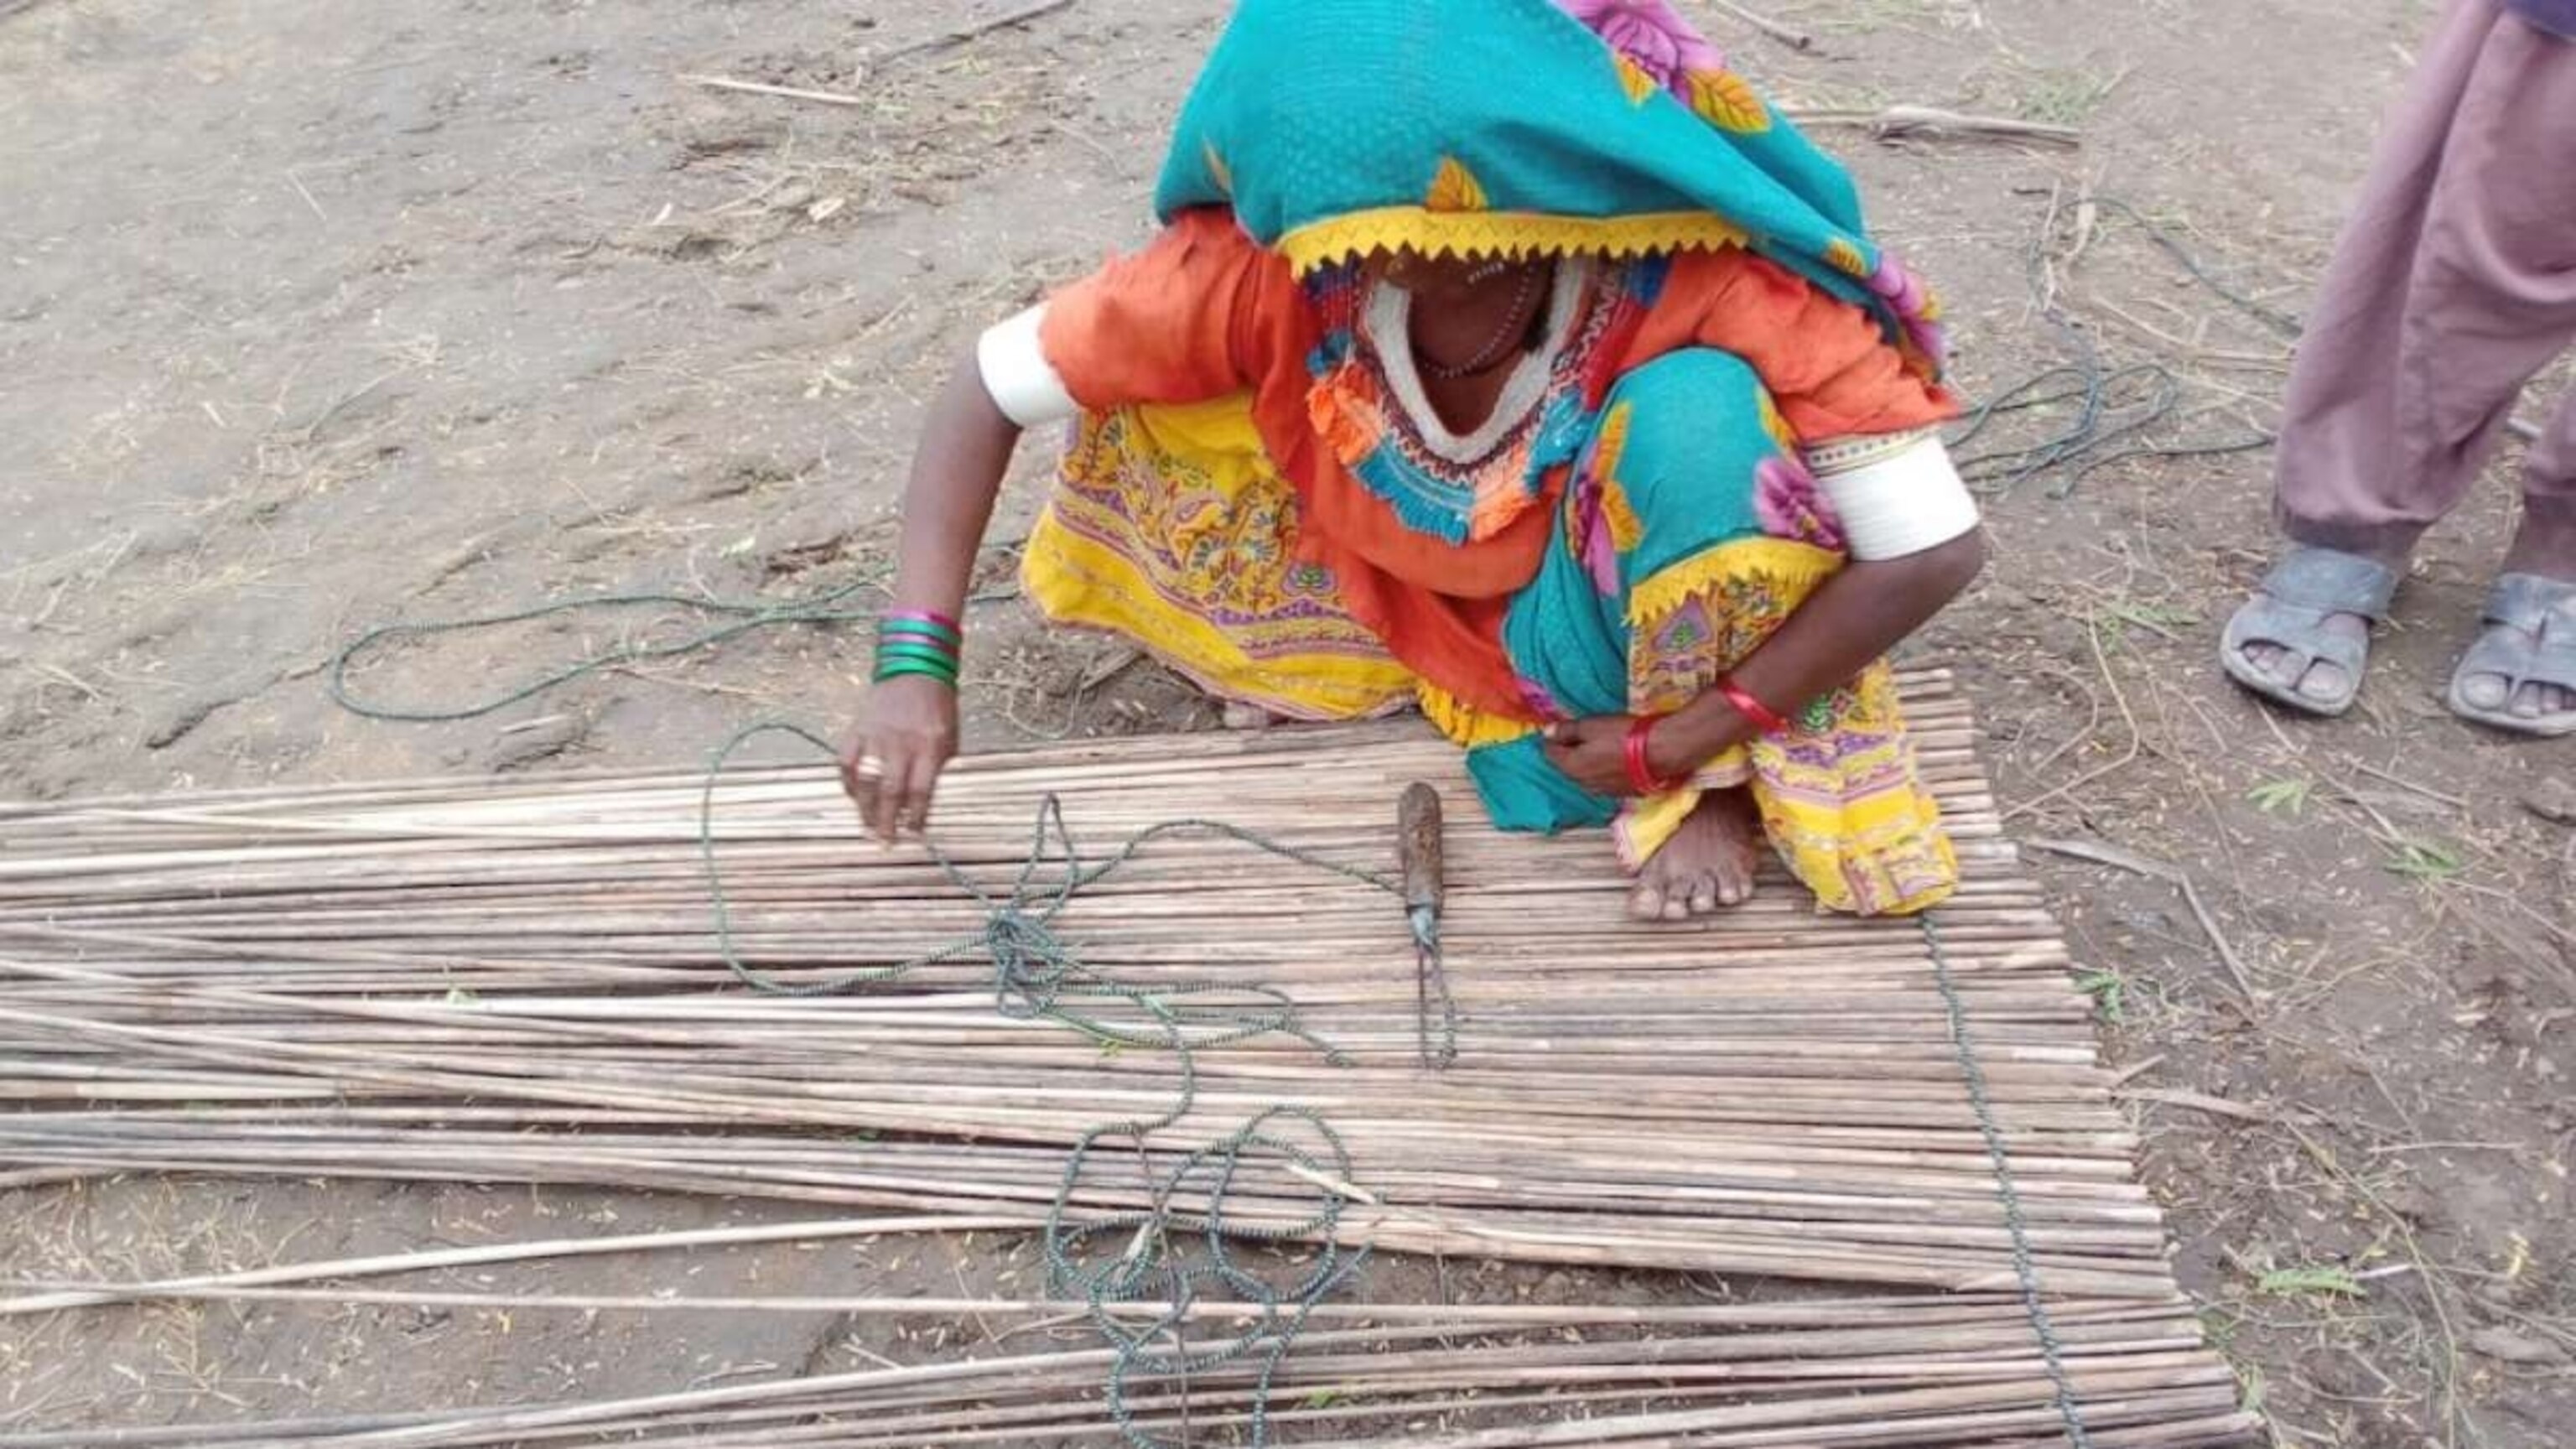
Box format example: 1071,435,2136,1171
841,737,878,808
855,745,900,843
897,750,943,839
845,740,950,844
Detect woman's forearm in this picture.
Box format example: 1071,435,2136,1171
888,353,1024,618
1651,531,1987,773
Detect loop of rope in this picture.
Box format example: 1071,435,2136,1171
327,549,1020,724
1950,196,2287,500
696,721,1443,1447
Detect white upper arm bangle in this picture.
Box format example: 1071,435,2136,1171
1803,430,1981,561
975,304,1078,428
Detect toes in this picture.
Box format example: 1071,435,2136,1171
2297,660,2351,704
1687,876,1720,916
1629,883,1668,922
2511,683,2573,720
2459,671,2512,711
1662,894,1693,922
1715,859,1754,907
2240,641,2297,686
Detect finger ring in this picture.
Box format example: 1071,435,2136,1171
854,756,887,781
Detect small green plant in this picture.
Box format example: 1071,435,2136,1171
2076,971,2127,1026
2246,778,2312,817
2101,600,2201,641
2091,600,2198,653
1303,1389,1345,1411
2256,1265,2366,1300
2383,839,2467,882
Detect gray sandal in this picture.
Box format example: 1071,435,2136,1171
2448,574,2576,739
2220,545,2402,718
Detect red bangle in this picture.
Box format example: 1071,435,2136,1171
1623,715,1680,796
1717,676,1794,735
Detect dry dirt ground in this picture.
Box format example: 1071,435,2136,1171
2,0,2572,1444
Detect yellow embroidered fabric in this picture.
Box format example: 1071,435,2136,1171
1021,396,1417,723
1616,537,1956,916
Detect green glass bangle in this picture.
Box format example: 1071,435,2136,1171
875,639,962,667
877,619,963,646
875,657,958,685
873,658,960,687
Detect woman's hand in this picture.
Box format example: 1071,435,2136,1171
844,677,959,842
1542,715,1653,798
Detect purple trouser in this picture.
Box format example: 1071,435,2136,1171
2276,1,2576,555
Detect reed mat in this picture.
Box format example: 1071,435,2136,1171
0,670,2256,1446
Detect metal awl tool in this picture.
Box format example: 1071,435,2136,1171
1396,782,1457,1071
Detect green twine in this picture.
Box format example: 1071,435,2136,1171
330,579,884,724
1950,195,2287,500
698,722,1441,1448
328,551,1018,724
1920,912,2092,1449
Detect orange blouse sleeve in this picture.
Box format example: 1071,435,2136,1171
1626,251,1957,441
1035,209,1296,412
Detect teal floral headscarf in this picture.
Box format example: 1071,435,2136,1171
1152,0,1945,370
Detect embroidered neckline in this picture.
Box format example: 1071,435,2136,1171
1364,262,1591,465
1305,257,1665,546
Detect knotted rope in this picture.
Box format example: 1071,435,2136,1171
699,722,1446,1446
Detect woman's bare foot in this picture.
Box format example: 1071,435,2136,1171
1630,788,1764,922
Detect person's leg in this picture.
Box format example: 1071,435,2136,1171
2441,16,2576,727
2237,2,2576,705
2453,389,2576,727
2514,395,2576,581
1469,348,1953,919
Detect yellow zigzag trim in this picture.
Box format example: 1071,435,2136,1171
1417,682,1539,750
1626,536,1840,630
1279,208,1751,276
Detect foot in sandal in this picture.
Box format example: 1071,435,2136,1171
2220,544,2403,716
1629,788,1763,922
2449,572,2576,736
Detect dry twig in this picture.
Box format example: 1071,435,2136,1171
680,75,870,108
2026,837,2263,1007
1789,105,2081,148
866,0,1078,73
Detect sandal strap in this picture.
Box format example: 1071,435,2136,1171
2261,545,2400,621
2482,573,2576,637
2461,574,2576,692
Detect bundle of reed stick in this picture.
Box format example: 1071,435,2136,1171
0,672,2258,1445
0,1291,2253,1446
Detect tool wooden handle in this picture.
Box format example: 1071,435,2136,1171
1397,782,1445,914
